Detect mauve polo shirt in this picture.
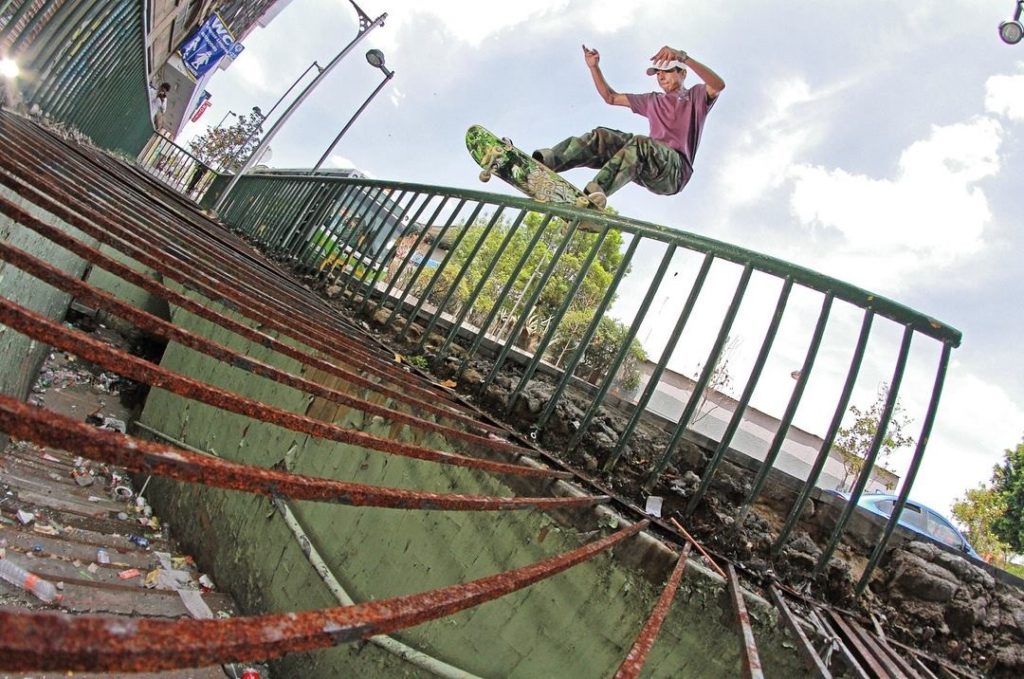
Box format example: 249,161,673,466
626,83,716,175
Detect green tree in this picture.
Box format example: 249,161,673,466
952,484,1009,561
832,382,915,491
992,439,1024,552
187,110,264,172
424,211,645,387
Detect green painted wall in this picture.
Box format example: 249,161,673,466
139,288,805,677
0,185,97,401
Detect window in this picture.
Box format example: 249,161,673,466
926,511,964,550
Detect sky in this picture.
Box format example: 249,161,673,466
177,0,1024,520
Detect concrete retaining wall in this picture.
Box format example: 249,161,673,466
138,289,805,677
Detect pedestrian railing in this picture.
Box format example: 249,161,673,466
214,172,962,591
136,134,218,203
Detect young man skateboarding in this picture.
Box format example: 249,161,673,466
532,45,725,208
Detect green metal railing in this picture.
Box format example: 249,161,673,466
214,173,962,592
0,0,151,156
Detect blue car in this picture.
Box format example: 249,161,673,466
840,492,982,560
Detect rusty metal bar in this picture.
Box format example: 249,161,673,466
0,294,570,480
810,608,871,679
725,563,764,679
0,191,504,437
0,123,455,402
767,585,831,677
838,613,916,679
612,543,691,679
824,609,896,678
668,517,726,579
0,520,648,672
0,394,607,512
0,229,536,461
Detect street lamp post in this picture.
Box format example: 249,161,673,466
213,110,238,130
213,0,387,212
999,0,1024,44
310,48,394,174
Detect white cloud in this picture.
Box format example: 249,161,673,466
718,77,857,204
229,52,273,94
908,363,1024,513
985,63,1024,122
787,116,1002,286
328,154,356,169
373,0,570,48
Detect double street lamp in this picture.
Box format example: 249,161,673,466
213,0,387,212
310,48,395,174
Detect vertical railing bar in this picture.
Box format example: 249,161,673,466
736,292,835,523
348,189,414,302
503,224,606,409
297,183,359,266
317,185,382,285
415,204,506,352
567,243,677,451
339,187,401,296
399,200,482,340
360,191,436,314
815,325,915,576
388,198,468,336
280,182,331,257
684,278,794,517
459,212,556,378
379,195,453,328
535,235,640,431
505,225,610,414
265,181,313,249
604,252,715,471
856,342,952,596
481,216,583,391
641,263,754,487
774,310,875,554
399,200,483,340
258,181,300,246
435,209,528,361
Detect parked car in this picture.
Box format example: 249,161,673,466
836,492,981,560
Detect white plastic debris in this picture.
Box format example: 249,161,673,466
644,495,664,518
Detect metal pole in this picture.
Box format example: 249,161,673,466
213,1,387,211
213,110,237,129
310,67,393,174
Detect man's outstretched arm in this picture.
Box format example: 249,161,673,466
583,44,629,107
651,45,725,99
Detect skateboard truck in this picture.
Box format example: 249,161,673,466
478,137,516,183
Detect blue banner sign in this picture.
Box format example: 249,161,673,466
178,14,244,80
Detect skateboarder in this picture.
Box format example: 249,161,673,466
532,45,724,208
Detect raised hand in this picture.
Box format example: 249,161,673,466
650,45,687,67
582,44,600,68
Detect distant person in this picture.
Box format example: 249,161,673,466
532,45,724,208
152,82,170,132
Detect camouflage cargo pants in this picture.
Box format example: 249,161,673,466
535,127,687,197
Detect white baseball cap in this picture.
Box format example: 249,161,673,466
646,60,686,75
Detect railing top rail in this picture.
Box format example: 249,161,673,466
235,172,963,347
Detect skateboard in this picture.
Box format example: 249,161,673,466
465,125,607,229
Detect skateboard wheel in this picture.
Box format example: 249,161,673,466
479,170,491,182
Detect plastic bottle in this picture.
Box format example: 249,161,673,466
0,557,60,603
